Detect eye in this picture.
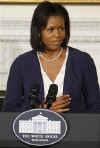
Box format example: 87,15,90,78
47,27,54,32
58,27,65,31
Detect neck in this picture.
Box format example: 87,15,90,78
43,48,62,58
38,48,66,63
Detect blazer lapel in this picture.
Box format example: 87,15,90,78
32,51,44,101
63,47,73,96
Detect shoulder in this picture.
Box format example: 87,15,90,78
68,46,94,65
9,50,38,74
12,50,37,66
68,46,97,73
14,50,36,62
69,46,90,58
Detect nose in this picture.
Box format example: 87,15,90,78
54,29,60,37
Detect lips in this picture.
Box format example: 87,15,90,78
51,40,62,44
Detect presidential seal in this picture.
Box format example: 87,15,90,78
13,109,68,146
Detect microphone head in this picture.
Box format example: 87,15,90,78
48,84,58,98
30,84,40,98
29,84,40,108
46,84,58,106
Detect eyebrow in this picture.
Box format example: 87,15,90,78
46,24,65,28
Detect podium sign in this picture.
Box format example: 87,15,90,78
13,109,68,146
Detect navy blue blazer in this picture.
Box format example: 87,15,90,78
3,47,100,112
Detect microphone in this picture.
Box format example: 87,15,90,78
29,84,41,108
46,84,58,109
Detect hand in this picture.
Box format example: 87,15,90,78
50,94,71,113
40,94,71,113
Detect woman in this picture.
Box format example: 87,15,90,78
3,1,100,112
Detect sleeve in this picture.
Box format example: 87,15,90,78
82,54,100,112
2,58,24,112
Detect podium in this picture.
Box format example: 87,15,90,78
0,112,100,148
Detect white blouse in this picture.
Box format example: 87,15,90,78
38,48,69,98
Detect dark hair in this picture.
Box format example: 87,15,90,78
30,1,70,51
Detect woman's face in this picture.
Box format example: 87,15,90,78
41,16,66,51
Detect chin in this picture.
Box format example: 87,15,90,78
49,45,61,51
